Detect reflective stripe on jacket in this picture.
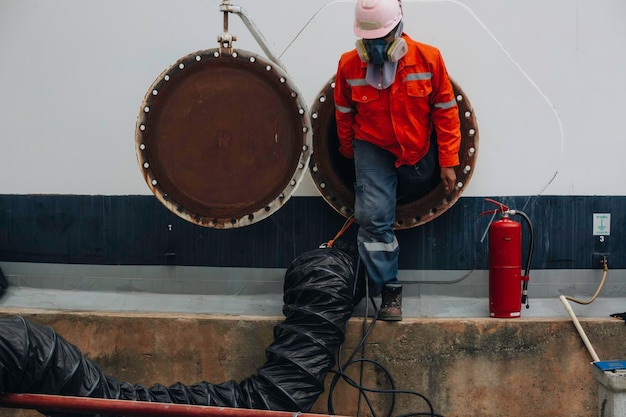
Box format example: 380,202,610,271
334,34,461,168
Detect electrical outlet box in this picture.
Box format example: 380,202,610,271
591,252,609,269
592,213,610,269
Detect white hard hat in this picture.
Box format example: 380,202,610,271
354,0,403,39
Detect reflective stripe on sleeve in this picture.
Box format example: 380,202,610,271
335,105,353,114
434,98,457,109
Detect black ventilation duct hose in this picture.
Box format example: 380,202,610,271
0,266,8,295
0,246,360,416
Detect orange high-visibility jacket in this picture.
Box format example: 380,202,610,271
334,34,461,168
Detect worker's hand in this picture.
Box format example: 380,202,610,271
440,167,457,193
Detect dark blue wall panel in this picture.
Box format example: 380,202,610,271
0,195,623,270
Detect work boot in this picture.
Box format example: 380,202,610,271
378,283,402,321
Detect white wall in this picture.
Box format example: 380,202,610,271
0,0,624,196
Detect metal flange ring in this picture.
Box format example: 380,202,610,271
309,77,479,230
135,49,312,229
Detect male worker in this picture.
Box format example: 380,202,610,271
334,0,461,320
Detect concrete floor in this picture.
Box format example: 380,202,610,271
1,285,625,320
1,261,624,319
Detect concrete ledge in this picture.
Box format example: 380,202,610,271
0,309,624,417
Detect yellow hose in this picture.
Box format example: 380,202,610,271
559,257,609,363
563,258,609,305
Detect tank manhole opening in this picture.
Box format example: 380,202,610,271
309,77,479,229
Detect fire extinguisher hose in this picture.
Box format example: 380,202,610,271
512,210,534,308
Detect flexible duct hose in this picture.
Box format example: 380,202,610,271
0,246,359,416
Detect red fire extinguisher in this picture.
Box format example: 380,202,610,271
481,198,534,318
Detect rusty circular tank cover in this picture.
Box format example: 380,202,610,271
309,77,478,230
135,49,312,229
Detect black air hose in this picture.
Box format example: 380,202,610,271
0,246,359,416
0,266,8,295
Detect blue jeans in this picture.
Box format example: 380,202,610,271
353,139,438,296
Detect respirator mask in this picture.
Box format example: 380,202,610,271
355,21,407,64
